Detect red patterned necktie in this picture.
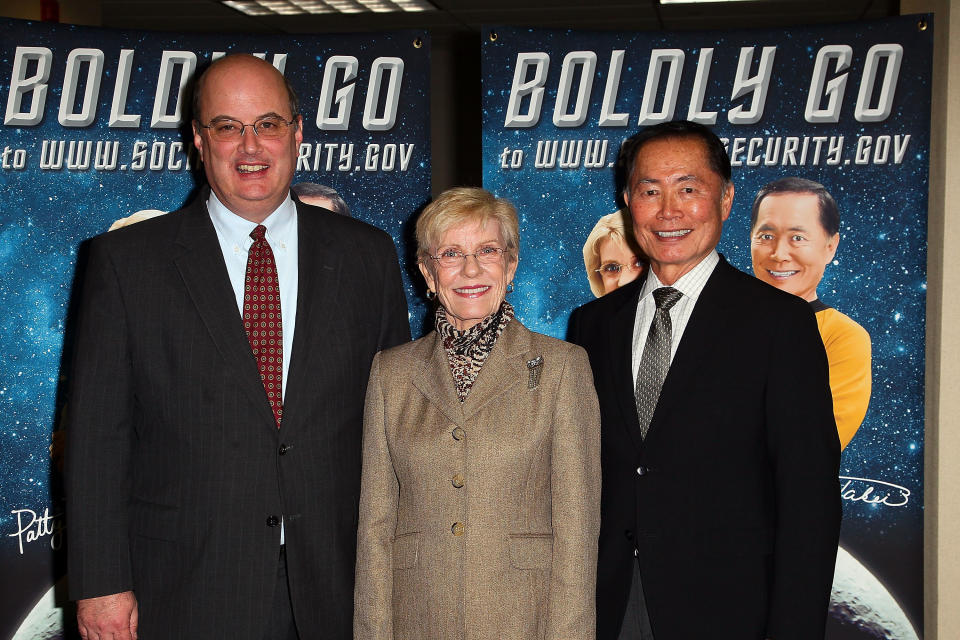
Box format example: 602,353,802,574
243,224,283,428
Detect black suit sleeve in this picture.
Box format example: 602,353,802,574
765,300,842,639
567,306,583,346
65,237,135,600
376,235,411,350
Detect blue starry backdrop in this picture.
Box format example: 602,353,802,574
483,16,931,635
0,18,429,637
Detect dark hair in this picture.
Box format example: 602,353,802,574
750,177,840,236
191,54,300,123
291,182,352,217
615,120,731,198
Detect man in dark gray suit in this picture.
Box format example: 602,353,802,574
66,54,409,640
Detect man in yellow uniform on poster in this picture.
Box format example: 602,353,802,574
750,177,872,449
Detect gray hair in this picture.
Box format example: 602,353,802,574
292,182,352,217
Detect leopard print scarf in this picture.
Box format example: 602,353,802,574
435,301,514,403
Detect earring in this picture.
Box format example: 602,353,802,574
426,289,437,300
506,282,514,294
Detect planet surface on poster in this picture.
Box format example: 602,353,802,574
828,545,919,639
11,578,72,640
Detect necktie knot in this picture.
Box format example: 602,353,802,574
250,224,267,242
652,286,682,311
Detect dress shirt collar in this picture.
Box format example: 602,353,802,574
206,190,297,251
639,250,719,304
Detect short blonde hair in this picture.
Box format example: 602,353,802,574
416,187,519,262
582,209,642,298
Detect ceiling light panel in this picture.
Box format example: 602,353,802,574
222,0,435,14
659,0,755,3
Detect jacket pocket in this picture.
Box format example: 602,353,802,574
392,531,420,570
508,533,553,570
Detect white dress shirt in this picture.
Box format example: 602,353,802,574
207,192,299,401
631,250,719,387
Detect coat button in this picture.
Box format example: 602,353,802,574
266,515,280,527
452,473,464,488
451,522,464,536
636,465,648,476
624,529,634,541
278,444,289,455
452,426,466,441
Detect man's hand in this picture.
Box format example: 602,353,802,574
77,591,138,640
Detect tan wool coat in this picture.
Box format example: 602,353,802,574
354,319,601,640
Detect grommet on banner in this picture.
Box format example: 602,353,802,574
489,31,498,42
413,37,423,48
917,19,927,31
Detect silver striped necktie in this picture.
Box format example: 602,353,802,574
635,286,682,439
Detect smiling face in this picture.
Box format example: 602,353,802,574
624,136,734,285
750,192,839,302
419,217,518,331
192,56,303,223
597,233,646,294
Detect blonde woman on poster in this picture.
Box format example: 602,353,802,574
582,209,647,297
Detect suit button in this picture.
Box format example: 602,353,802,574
624,529,634,541
266,515,280,527
636,465,648,476
452,473,464,488
278,444,289,456
452,427,466,441
451,522,464,536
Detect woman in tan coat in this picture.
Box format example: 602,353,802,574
354,187,601,640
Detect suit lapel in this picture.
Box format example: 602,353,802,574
281,201,341,430
412,331,465,425
173,197,276,429
647,258,734,436
459,319,530,421
607,279,646,452
410,319,534,424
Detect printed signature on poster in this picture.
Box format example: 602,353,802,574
839,476,911,507
7,507,63,554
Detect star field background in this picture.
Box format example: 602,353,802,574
0,12,933,638
483,16,931,633
0,19,430,636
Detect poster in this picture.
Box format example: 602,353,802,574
483,16,931,639
0,18,430,638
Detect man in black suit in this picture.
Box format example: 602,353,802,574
569,121,841,640
65,54,409,640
